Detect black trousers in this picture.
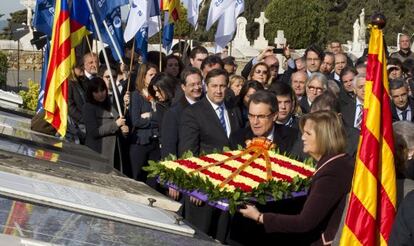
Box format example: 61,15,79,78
129,139,160,182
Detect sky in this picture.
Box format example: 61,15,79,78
1,1,26,20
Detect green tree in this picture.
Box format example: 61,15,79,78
265,0,329,49
0,9,28,40
0,51,7,88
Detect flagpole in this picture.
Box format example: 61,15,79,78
158,15,163,69
124,37,135,116
85,36,93,54
103,20,125,64
85,0,123,117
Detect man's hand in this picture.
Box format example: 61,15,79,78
257,47,275,61
283,44,291,59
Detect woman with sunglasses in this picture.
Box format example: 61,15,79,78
249,62,271,87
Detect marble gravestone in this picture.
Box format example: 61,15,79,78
233,17,250,49
253,12,269,49
274,30,287,73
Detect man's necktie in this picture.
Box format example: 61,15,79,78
402,109,408,121
218,105,227,133
356,104,363,129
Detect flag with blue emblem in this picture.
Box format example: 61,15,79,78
32,0,55,37
124,0,160,43
215,0,244,52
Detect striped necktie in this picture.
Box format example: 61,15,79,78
217,105,227,133
355,104,363,129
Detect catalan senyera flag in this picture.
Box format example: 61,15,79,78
43,0,71,137
161,0,180,22
340,24,396,245
70,0,91,48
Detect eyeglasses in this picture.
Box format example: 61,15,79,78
254,69,268,74
307,86,324,93
247,113,274,121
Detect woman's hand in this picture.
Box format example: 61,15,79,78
190,196,203,206
141,112,151,119
239,204,263,223
168,188,180,200
123,92,130,107
120,125,129,135
116,117,126,127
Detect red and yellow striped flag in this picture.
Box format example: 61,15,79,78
43,0,71,137
161,0,181,22
340,22,397,245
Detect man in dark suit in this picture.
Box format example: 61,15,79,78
230,90,298,154
178,69,241,241
179,69,241,156
341,73,366,129
390,78,414,122
338,66,357,107
161,67,203,159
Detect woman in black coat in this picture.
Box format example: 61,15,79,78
240,111,355,245
82,77,129,168
128,63,160,182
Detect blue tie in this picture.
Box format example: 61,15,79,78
218,105,227,133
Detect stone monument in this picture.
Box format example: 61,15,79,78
274,30,287,73
233,17,250,49
350,8,366,55
253,12,269,49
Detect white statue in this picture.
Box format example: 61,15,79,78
353,19,360,45
359,8,366,43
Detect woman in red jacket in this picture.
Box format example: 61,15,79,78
240,110,355,245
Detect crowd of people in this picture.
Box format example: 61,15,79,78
61,36,414,244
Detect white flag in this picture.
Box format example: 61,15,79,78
215,0,244,52
124,0,149,42
148,15,160,38
182,0,202,28
205,0,233,31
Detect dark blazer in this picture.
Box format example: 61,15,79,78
82,102,120,166
340,98,357,129
178,97,241,156
68,80,86,125
161,96,190,159
389,190,414,246
263,153,354,245
129,91,159,145
391,97,414,122
229,124,298,154
299,96,311,114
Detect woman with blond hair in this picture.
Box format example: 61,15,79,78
240,111,354,245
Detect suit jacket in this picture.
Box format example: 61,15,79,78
263,153,355,245
82,102,120,166
389,190,414,246
178,97,241,156
129,91,159,145
299,96,311,114
391,97,414,122
161,96,190,158
229,124,298,154
340,98,357,129
68,80,86,125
